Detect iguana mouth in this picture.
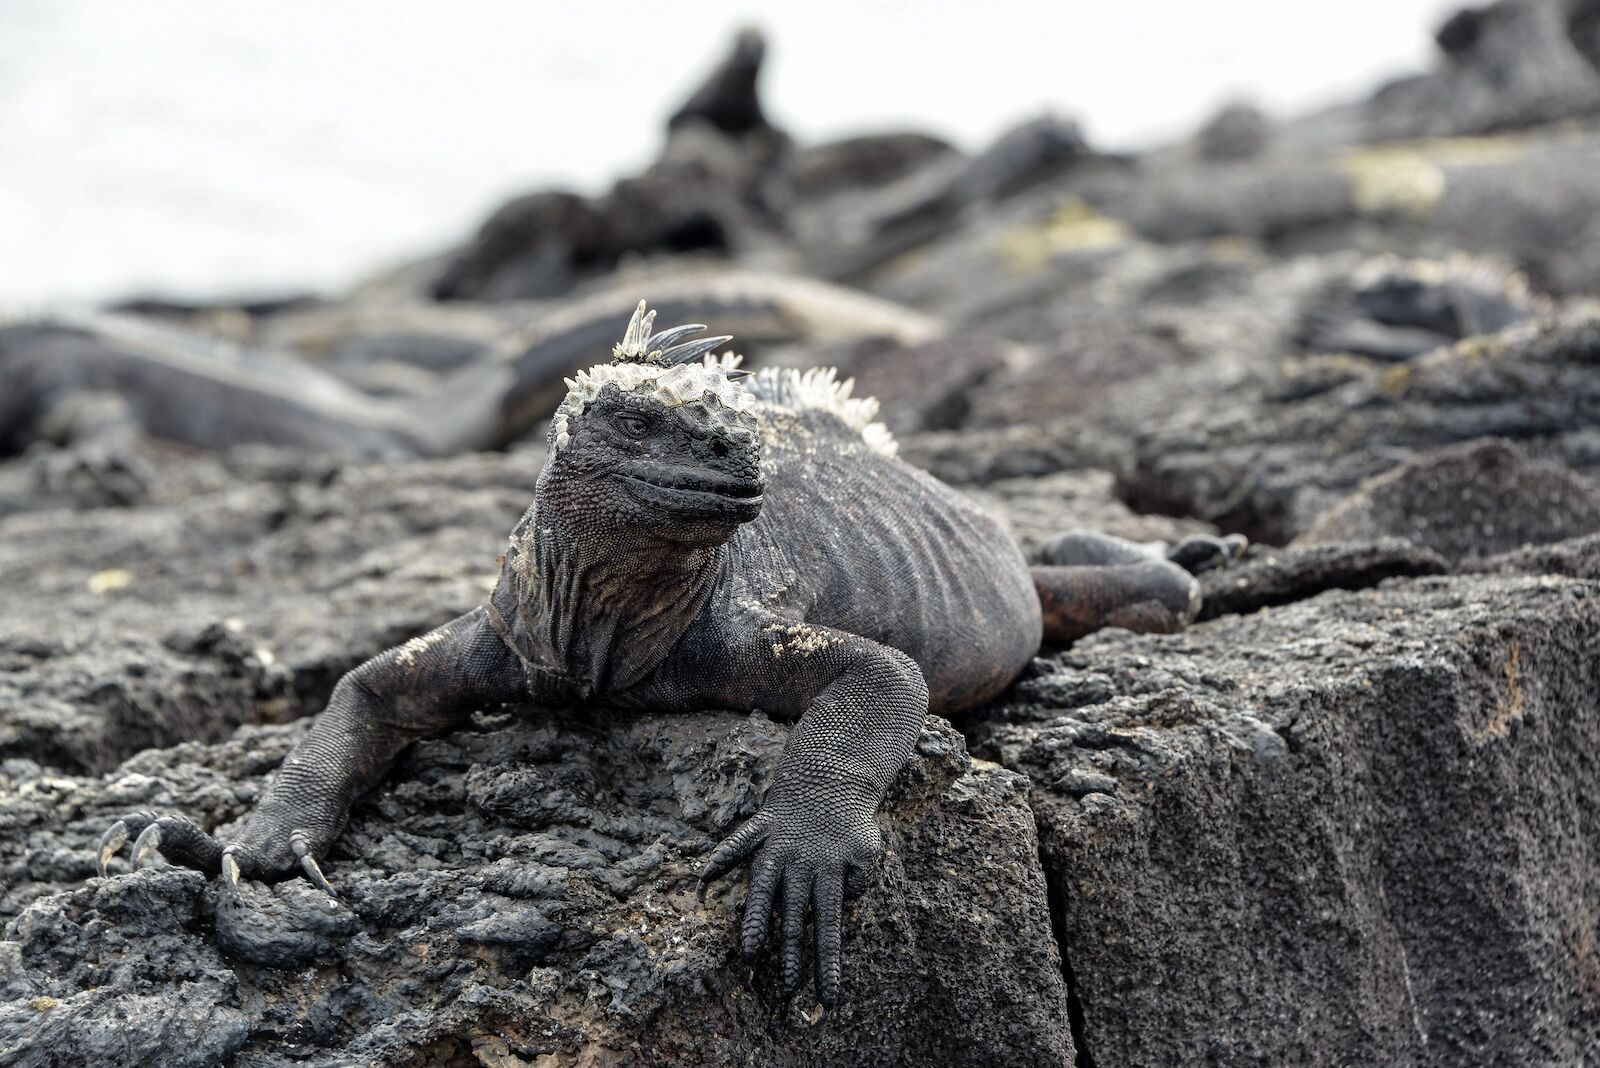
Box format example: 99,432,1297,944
620,469,765,520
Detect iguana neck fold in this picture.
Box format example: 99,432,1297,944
515,497,729,696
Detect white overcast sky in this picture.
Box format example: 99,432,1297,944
0,0,1459,303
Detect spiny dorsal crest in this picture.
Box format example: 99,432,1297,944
553,301,752,451
749,366,898,457
611,298,738,369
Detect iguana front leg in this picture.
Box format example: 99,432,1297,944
97,607,526,891
689,620,929,1006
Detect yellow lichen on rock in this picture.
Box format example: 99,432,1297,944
86,568,133,594
996,197,1129,274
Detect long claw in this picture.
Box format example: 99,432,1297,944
291,831,337,898
132,823,163,868
222,850,243,896
97,820,130,877
299,854,336,897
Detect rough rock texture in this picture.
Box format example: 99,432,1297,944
8,10,1600,1065
1121,313,1600,544
1194,538,1449,620
1472,530,1600,579
971,573,1600,1067
0,715,1071,1067
1298,438,1600,560
0,448,541,773
1360,0,1600,139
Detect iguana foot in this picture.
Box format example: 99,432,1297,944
27,442,152,507
1032,529,1210,644
698,798,880,1008
1167,532,1248,574
98,811,223,876
96,810,338,901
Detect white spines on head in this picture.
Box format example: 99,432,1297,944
612,300,659,362
552,301,754,452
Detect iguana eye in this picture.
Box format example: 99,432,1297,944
614,413,652,438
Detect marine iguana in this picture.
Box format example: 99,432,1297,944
0,271,938,474
1295,253,1545,362
95,301,1236,1004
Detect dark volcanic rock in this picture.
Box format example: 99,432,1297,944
429,124,785,303
0,714,1071,1067
970,572,1600,1067
768,335,1017,435
1195,538,1449,620
1470,530,1600,579
1071,120,1600,296
1121,312,1600,544
785,132,959,203
0,449,541,774
1194,101,1273,162
430,33,788,303
897,422,1119,487
1364,0,1600,139
1298,438,1600,561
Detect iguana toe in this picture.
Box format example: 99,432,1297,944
812,869,847,1007
698,813,772,899
779,867,811,990
95,811,227,878
290,831,338,898
739,851,781,962
95,815,141,877
131,822,164,868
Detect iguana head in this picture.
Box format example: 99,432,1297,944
541,301,764,546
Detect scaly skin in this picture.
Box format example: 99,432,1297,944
97,302,1238,1005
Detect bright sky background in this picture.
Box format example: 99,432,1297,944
0,0,1459,304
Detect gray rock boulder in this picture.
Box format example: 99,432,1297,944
1364,0,1600,139
0,449,540,774
1121,312,1600,543
1,714,1071,1067
1298,438,1600,561
971,571,1600,1066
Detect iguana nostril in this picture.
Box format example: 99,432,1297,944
713,440,729,458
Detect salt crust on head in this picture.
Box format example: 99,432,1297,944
552,299,897,457
552,353,754,450
552,355,898,458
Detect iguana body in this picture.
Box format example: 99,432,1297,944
97,303,1227,1004
0,273,938,465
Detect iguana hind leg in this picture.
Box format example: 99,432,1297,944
1032,529,1243,644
